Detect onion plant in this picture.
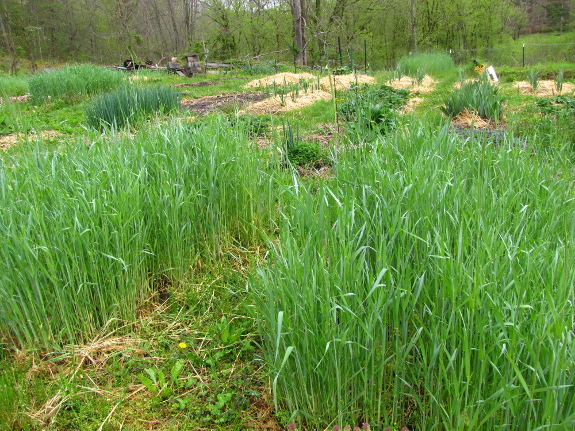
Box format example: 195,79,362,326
527,69,540,91
85,85,179,129
252,124,575,430
441,76,503,121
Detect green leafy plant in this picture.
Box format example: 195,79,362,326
441,77,503,121
333,66,351,75
139,359,188,404
339,84,409,141
227,113,270,137
282,122,328,168
86,85,179,129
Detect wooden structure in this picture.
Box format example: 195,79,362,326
184,54,202,76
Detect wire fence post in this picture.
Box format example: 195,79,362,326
522,43,525,67
364,40,367,73
338,37,343,67
349,45,354,70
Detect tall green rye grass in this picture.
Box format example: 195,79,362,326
0,118,273,347
252,125,575,430
28,64,124,103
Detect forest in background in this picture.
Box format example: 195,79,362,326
0,0,574,71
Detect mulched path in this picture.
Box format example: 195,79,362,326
180,92,267,115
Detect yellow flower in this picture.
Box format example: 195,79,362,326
178,342,187,349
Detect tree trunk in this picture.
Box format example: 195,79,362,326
291,0,306,65
0,4,18,73
410,0,417,52
166,0,180,52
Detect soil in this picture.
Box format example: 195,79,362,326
180,92,268,115
513,80,575,96
451,126,528,149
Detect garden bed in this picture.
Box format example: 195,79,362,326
180,91,268,114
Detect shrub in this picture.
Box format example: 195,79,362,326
441,77,503,121
397,52,455,77
86,85,179,129
28,64,124,103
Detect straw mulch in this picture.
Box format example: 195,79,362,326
402,97,425,113
244,72,315,88
244,90,332,114
388,75,436,93
513,80,575,96
0,94,30,104
0,130,62,150
319,73,376,90
451,109,495,129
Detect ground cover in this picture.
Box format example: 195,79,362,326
1,57,575,430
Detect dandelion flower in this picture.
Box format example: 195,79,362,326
178,342,187,349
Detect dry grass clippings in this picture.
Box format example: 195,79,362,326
388,75,436,93
452,109,492,129
244,72,315,88
244,90,331,114
0,130,63,150
319,73,376,90
513,80,575,96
